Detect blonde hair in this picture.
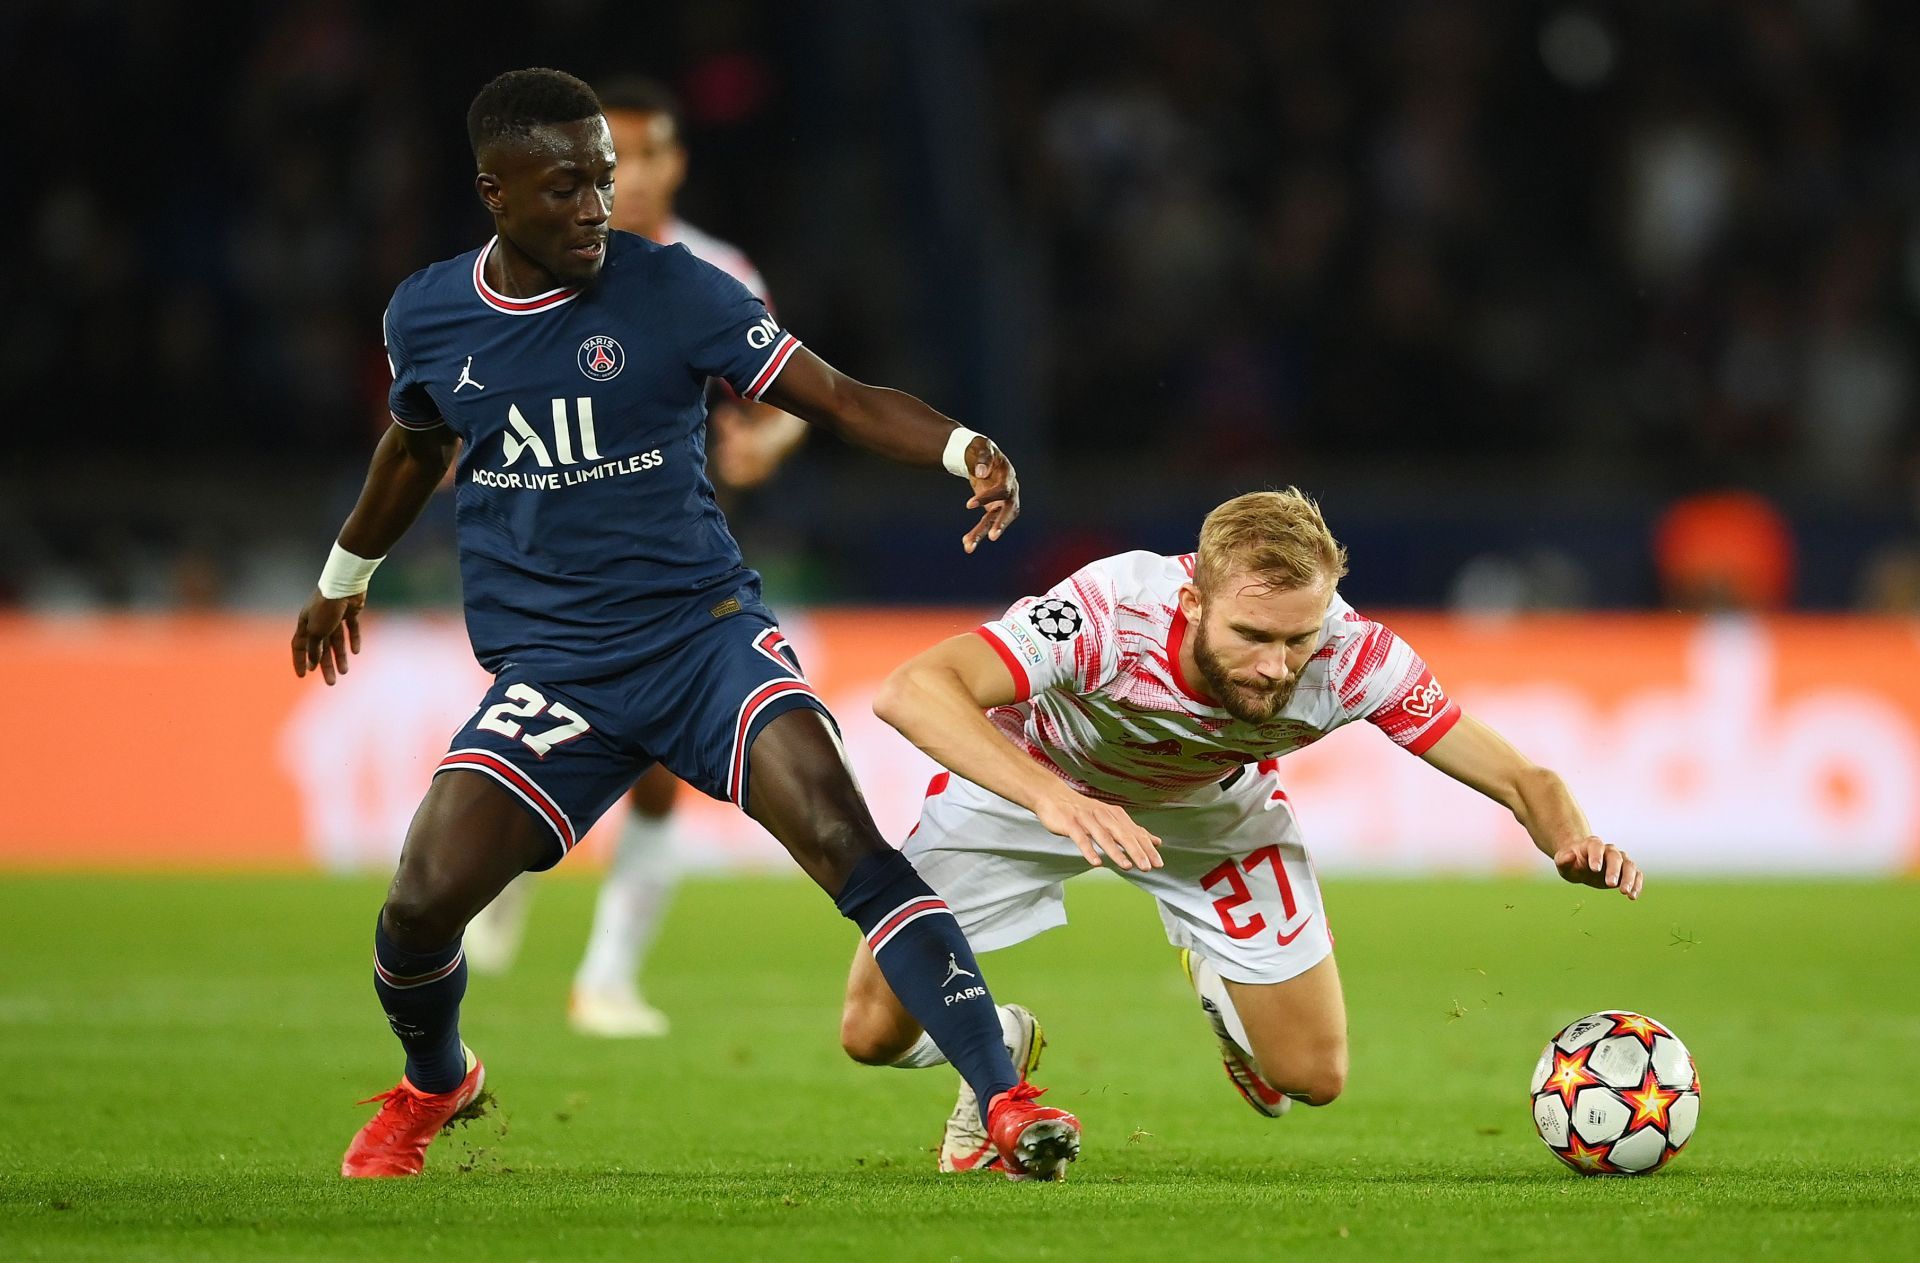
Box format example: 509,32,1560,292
1195,488,1349,595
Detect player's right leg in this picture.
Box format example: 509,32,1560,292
569,762,682,1037
346,670,641,1177
344,771,554,1178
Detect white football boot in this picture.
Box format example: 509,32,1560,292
938,1004,1046,1172
1179,948,1291,1117
568,984,670,1038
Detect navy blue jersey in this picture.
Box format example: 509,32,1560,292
383,231,805,681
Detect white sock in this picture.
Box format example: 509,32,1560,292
464,872,536,974
889,1031,950,1069
1189,953,1259,1064
573,810,679,994
996,1003,1024,1054
887,1004,1023,1070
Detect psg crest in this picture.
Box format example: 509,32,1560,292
578,335,625,381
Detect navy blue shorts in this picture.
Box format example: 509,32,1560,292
434,615,831,868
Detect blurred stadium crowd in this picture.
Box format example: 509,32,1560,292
5,0,1919,611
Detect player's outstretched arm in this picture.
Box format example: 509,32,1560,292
291,423,457,685
1419,711,1643,899
874,633,1162,870
760,349,1019,553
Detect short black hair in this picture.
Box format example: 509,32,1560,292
467,68,602,162
595,75,684,140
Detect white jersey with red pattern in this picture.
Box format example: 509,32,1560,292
971,550,1461,808
664,218,770,304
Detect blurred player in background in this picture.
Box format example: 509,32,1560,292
463,77,809,1039
1651,489,1796,614
839,488,1642,1171
294,68,1082,1182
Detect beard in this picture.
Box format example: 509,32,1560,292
1193,620,1299,724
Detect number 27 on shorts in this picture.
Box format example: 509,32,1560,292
1202,845,1312,945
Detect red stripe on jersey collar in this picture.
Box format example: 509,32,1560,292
472,236,580,314
1166,607,1219,706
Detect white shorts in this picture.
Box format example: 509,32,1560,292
902,766,1333,984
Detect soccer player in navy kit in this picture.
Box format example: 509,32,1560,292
461,76,820,1040
291,68,1089,1181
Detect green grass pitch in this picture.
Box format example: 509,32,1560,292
2,872,1916,1261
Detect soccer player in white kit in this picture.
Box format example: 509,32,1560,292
463,78,810,1037
838,488,1645,1171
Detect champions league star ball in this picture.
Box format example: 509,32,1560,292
1528,1011,1700,1176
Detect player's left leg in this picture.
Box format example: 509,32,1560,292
742,712,1077,1180
837,768,1081,1066
1127,766,1344,1116
644,615,1073,1176
1188,950,1348,1107
743,711,1021,1102
570,763,682,1037
843,941,1049,1173
836,770,1086,1175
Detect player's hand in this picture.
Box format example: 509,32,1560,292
291,590,366,685
962,436,1021,554
1034,789,1162,871
1552,835,1643,900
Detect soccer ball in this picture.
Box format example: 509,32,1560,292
1528,1010,1700,1176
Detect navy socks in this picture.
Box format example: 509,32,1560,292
371,854,1014,1110
372,917,469,1094
834,849,1018,1117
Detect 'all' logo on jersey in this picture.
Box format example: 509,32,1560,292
578,335,624,381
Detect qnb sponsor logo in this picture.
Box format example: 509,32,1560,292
746,315,781,349
944,984,989,1007
473,397,666,490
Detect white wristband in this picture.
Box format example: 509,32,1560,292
943,427,986,478
318,542,384,599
